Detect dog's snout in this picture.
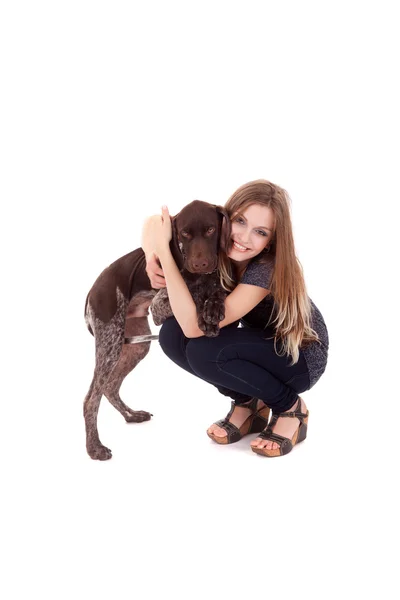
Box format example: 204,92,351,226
192,258,210,271
187,255,218,274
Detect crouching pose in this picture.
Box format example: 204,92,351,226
142,180,329,457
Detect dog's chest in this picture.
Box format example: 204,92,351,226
185,273,220,300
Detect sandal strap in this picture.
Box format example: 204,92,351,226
215,402,242,442
264,413,279,433
213,398,270,443
214,418,242,443
214,418,240,433
224,402,236,422
272,398,308,423
276,409,308,422
256,399,307,447
256,429,293,454
257,430,289,444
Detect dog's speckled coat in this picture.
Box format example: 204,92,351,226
84,201,231,460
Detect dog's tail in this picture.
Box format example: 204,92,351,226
84,293,94,336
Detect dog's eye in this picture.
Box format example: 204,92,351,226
181,231,190,238
207,227,215,234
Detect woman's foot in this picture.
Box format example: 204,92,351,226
207,399,269,439
250,397,308,451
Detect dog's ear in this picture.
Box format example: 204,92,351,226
169,214,184,270
215,206,231,253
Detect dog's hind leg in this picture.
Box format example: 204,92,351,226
103,335,152,423
84,289,128,460
84,370,114,461
103,291,156,423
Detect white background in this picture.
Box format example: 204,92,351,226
1,1,399,598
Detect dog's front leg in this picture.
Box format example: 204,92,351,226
202,289,227,331
193,278,227,337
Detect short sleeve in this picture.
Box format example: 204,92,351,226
240,259,274,290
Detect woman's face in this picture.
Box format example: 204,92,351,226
227,203,275,263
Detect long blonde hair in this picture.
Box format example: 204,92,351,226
218,179,320,365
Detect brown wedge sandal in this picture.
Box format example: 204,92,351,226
251,397,309,457
207,397,271,445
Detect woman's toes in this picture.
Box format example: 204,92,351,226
251,438,279,450
213,426,226,438
250,437,261,447
208,425,226,437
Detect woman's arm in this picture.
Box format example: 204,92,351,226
156,248,202,335
141,215,166,288
142,207,200,336
187,283,270,338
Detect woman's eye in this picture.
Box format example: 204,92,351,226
234,218,267,236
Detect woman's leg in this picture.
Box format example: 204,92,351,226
185,326,311,449
158,317,253,403
185,326,310,413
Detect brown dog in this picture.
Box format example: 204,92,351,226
84,200,231,460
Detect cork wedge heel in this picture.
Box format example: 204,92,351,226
251,397,309,457
207,397,271,445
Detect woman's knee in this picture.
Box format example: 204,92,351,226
158,317,186,358
186,337,219,377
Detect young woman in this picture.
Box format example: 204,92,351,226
141,180,329,457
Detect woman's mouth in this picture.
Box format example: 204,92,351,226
232,240,249,252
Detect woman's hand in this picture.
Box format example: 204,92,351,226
141,206,172,258
145,252,166,288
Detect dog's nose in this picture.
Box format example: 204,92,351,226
192,258,210,271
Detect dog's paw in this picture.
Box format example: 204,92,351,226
202,297,225,325
124,410,153,423
204,326,220,337
199,320,220,337
198,314,219,337
87,443,113,461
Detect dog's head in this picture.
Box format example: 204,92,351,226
169,200,231,274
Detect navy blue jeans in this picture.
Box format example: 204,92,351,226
158,317,310,414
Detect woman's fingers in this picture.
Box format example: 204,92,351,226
151,276,167,289
146,253,164,274
160,205,172,242
146,271,166,288
145,253,166,288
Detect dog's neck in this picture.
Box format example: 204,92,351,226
181,269,217,281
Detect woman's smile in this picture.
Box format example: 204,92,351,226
232,240,249,252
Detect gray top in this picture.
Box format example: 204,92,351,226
240,259,329,389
